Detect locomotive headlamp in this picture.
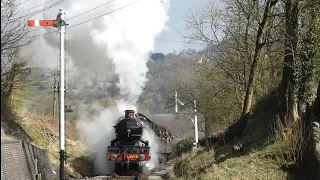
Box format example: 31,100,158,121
111,154,117,161
138,154,145,161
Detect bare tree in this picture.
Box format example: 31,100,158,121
183,0,255,90
241,0,278,116
1,0,32,120
1,0,32,96
183,0,282,117
181,0,284,136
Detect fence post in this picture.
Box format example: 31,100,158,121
22,141,35,180
34,158,40,180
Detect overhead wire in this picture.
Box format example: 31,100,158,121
67,0,116,20
155,41,203,46
18,0,58,13
16,0,30,7
28,0,117,32
66,0,141,29
5,0,69,29
24,0,203,47
156,39,204,46
25,0,141,38
18,0,72,20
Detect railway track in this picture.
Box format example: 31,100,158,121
68,172,166,180
67,111,175,180
68,161,173,180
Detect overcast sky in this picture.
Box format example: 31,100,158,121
153,0,206,54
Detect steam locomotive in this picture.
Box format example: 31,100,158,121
106,110,173,175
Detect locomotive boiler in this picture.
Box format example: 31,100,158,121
106,110,150,175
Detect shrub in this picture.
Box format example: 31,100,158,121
176,138,194,156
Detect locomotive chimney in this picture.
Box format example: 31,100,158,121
125,110,135,118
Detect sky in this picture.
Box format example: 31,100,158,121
153,0,206,54
20,0,209,69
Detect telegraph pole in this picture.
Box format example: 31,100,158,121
27,8,67,180
174,91,199,148
52,72,58,118
175,90,178,113
194,100,198,148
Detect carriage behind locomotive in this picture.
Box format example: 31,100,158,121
106,110,173,175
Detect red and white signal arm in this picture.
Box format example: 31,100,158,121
27,20,54,26
27,19,60,27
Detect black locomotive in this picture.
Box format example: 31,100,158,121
106,110,173,175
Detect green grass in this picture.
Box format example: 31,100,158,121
170,112,291,180
172,148,287,180
14,110,91,176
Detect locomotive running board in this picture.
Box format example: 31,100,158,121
107,145,150,154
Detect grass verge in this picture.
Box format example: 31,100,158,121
1,110,93,177
172,148,287,180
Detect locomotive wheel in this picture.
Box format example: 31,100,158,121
138,163,143,173
115,163,143,176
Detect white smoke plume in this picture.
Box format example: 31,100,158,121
90,0,169,103
20,0,171,175
141,125,160,171
22,0,170,90
76,105,120,175
76,101,138,174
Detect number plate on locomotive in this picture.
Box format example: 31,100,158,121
126,154,138,159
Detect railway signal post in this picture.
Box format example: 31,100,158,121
27,8,67,180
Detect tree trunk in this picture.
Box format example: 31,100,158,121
277,0,300,124
241,0,278,117
298,0,319,115
316,81,320,121
204,115,213,138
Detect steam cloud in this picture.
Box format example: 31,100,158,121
141,124,160,171
21,0,170,175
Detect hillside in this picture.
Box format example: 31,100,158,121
173,149,287,180
1,109,92,178
16,50,204,122
167,89,320,180
171,94,285,180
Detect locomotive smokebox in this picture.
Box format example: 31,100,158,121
114,109,143,145
125,110,135,118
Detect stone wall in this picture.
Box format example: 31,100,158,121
312,121,320,179
1,140,54,180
